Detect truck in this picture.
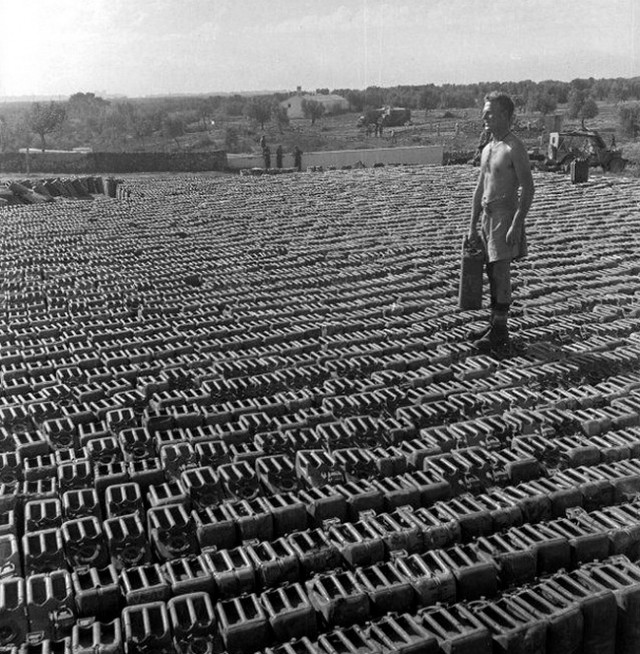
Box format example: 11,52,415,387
540,124,627,173
357,106,411,129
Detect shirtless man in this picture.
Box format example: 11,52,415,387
468,91,535,350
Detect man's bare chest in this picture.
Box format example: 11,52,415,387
486,143,513,175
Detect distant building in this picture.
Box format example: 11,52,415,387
280,86,349,119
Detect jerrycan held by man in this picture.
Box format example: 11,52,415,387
458,235,485,310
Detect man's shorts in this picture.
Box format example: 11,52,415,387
480,199,527,263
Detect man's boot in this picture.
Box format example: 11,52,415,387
466,317,492,342
467,301,495,342
473,307,510,351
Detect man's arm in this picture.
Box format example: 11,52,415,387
468,152,487,241
469,177,483,242
507,140,534,245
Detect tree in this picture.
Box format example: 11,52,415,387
224,126,240,152
619,104,640,138
512,95,526,113
272,104,289,133
580,98,599,120
195,98,216,132
116,103,153,150
567,89,588,119
569,78,591,92
0,115,7,152
301,99,325,125
609,80,630,104
100,108,128,150
419,87,439,111
567,89,599,121
363,86,386,109
245,97,272,130
27,102,66,151
343,89,365,112
528,91,557,115
162,115,185,149
68,92,109,118
223,95,245,117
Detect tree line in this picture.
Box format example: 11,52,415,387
1,76,639,153
0,92,337,152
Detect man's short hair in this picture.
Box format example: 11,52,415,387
485,91,515,120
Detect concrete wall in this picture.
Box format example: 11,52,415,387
0,151,228,174
227,145,443,171
0,146,441,175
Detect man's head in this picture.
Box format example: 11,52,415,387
482,92,514,135
484,92,515,120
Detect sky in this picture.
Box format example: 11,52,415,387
0,0,638,98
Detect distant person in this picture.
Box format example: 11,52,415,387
276,145,283,168
293,145,303,172
263,145,271,170
467,91,535,351
259,135,266,149
472,128,491,166
378,122,384,137
390,129,397,145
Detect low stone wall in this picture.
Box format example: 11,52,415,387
0,151,228,174
227,145,443,171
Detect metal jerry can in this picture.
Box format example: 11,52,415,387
458,235,485,310
570,158,589,184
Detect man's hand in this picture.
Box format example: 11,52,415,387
467,226,480,246
506,222,522,247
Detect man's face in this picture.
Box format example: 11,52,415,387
482,101,507,133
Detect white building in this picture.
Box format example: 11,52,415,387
280,87,350,119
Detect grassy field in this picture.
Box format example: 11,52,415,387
154,100,639,175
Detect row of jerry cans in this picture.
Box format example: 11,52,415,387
1,269,634,348
514,427,640,471
0,585,476,654
4,553,640,654
0,289,633,367
263,554,640,654
0,302,624,394
5,434,640,535
7,489,640,644
2,287,625,358
0,434,547,518
403,390,640,459
0,325,638,452
5,452,640,578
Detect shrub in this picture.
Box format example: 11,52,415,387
224,127,240,152
187,134,214,150
623,141,640,163
619,104,640,138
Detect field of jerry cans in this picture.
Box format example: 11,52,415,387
2,165,640,653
